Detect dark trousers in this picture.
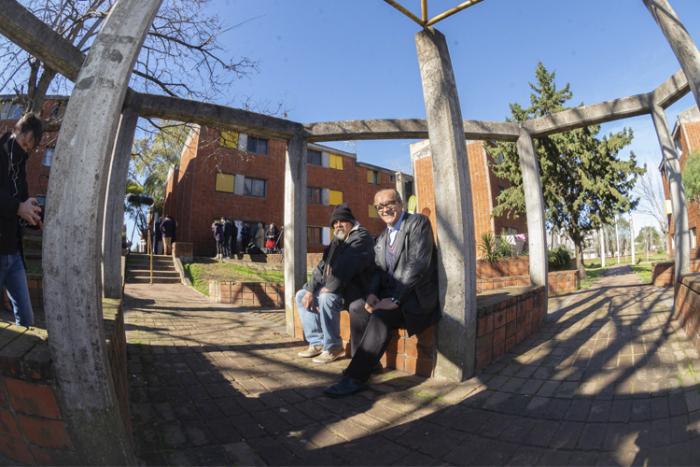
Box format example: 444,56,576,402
344,300,406,382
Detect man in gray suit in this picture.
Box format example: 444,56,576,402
324,188,440,397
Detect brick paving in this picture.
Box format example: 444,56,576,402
124,273,700,466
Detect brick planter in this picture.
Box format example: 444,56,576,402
675,273,700,352
652,260,700,287
475,285,546,370
0,295,130,464
209,280,284,308
476,270,578,296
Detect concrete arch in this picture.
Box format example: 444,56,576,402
41,1,161,463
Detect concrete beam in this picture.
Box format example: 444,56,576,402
283,132,308,336
523,93,652,137
103,110,138,299
42,1,162,463
416,28,477,382
517,130,548,298
653,69,690,109
305,118,520,142
125,91,304,139
645,0,700,112
650,104,690,284
0,0,83,80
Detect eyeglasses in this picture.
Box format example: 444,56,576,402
374,200,399,212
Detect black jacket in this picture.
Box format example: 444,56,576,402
0,133,28,255
370,212,440,335
305,224,375,304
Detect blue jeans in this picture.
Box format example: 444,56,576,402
295,288,343,351
0,254,34,326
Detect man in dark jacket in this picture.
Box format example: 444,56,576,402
160,215,176,255
0,114,43,326
296,204,375,364
325,188,440,396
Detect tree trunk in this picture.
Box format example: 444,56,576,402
576,241,586,278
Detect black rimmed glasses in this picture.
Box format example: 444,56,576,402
374,200,399,212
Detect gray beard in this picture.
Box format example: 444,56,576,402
334,229,347,241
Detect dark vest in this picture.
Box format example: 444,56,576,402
385,233,399,273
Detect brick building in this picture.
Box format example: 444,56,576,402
410,139,528,257
0,96,67,198
163,125,413,255
664,106,700,252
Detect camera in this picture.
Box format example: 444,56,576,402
19,195,45,230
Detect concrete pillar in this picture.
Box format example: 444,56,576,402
516,130,548,298
42,1,161,464
283,132,307,336
650,104,690,282
416,28,476,382
615,217,621,264
644,0,700,110
103,110,138,299
599,227,606,268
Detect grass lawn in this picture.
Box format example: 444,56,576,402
183,258,284,296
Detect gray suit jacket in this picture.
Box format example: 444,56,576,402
369,212,440,335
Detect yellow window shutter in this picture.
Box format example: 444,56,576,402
329,153,343,170
368,204,378,218
215,173,234,192
220,130,239,149
329,190,343,205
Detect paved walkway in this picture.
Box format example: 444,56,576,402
124,274,700,466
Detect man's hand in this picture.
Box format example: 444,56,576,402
364,294,380,313
17,198,42,229
301,291,314,311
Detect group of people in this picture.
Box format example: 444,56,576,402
150,213,176,255
211,218,280,259
296,188,440,398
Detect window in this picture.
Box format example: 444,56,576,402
307,187,323,204
368,204,379,218
42,147,55,167
215,173,234,193
328,153,343,170
246,136,268,155
390,175,396,183
307,149,322,166
367,169,379,184
0,102,22,120
244,177,266,197
307,227,322,245
220,130,239,149
328,190,343,206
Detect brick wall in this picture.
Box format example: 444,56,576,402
675,273,700,353
475,286,546,370
209,281,284,308
0,280,132,464
651,259,700,287
412,140,528,256
666,115,700,250
164,127,396,256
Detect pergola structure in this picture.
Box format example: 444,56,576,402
0,0,698,463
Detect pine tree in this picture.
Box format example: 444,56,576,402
486,63,645,277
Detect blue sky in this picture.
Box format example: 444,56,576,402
203,0,700,230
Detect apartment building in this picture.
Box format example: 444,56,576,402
163,125,413,255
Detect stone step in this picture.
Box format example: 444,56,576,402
127,269,179,277
127,275,181,284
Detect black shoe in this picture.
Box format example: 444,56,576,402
323,376,366,398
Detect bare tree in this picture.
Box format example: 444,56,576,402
0,0,256,114
634,168,670,252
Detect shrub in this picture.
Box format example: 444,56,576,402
479,233,500,263
548,246,572,270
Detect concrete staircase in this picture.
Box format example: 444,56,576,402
126,253,181,284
